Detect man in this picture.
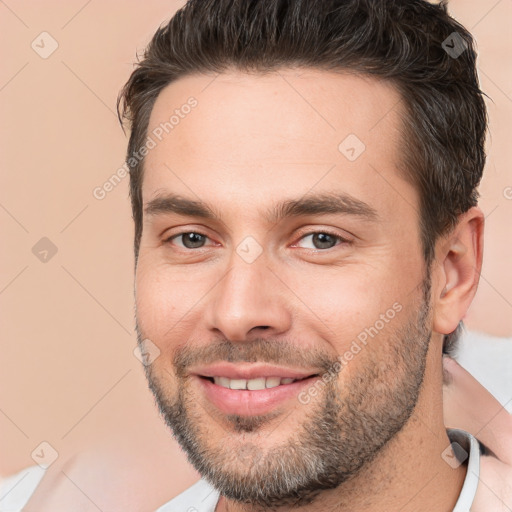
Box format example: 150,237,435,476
116,0,504,510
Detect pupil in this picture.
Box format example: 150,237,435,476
183,232,205,248
313,233,335,249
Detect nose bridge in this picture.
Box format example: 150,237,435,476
205,249,291,341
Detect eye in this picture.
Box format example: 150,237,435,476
165,231,210,249
294,231,349,250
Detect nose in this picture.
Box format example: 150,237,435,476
204,254,292,342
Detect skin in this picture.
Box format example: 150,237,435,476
443,357,512,509
21,362,511,511
133,69,484,511
20,69,509,512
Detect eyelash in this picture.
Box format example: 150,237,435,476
294,230,351,250
163,229,351,251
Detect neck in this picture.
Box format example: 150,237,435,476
216,348,466,512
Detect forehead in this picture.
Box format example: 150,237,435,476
142,69,411,217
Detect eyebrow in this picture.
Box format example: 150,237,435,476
144,192,379,224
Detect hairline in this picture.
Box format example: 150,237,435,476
133,66,425,254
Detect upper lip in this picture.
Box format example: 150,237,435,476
190,363,320,380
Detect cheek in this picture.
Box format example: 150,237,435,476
135,262,213,350
135,265,181,345
285,264,404,346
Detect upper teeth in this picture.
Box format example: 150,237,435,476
213,376,297,390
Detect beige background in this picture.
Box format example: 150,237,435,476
1,0,511,485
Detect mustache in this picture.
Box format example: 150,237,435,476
172,338,338,378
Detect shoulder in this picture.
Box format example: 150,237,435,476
155,478,220,512
0,465,46,512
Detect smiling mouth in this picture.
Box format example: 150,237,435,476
199,374,319,390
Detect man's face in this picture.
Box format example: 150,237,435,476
135,70,433,506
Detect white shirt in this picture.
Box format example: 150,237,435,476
154,428,481,512
0,431,482,512
0,330,505,511
0,465,46,512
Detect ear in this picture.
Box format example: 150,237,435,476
432,206,485,336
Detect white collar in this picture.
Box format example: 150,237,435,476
156,428,480,512
448,428,480,511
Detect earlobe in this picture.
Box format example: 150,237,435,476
433,207,484,336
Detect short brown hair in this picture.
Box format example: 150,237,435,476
118,0,488,352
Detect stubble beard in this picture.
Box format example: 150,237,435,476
138,278,432,509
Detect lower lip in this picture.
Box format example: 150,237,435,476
195,375,320,416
